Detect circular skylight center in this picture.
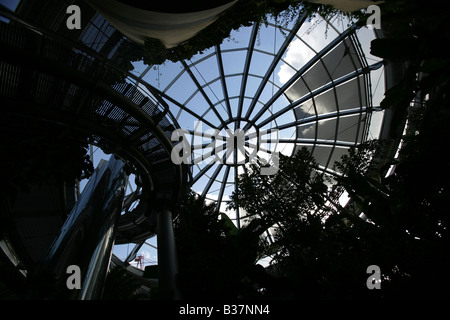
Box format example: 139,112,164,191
191,119,263,167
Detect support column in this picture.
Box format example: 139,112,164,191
157,209,180,299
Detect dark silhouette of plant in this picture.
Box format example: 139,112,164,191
228,148,384,299
102,266,151,300
227,137,449,299
173,191,272,299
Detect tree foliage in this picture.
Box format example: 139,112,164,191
173,191,271,299
102,266,152,300
228,147,384,299
226,139,449,298
171,0,450,299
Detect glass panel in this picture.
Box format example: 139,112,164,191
247,101,265,120
326,14,353,34
225,75,242,99
207,78,225,102
317,118,338,141
301,60,330,92
202,107,222,126
240,97,252,119
220,25,254,50
322,38,361,79
285,78,309,102
297,122,316,139
255,23,276,53
244,75,262,100
190,54,220,85
228,96,239,119
175,109,202,131
312,145,333,168
336,114,363,143
314,87,337,115
278,38,315,85
297,17,337,53
258,78,277,105
328,146,350,171
146,61,183,91
294,99,315,119
222,49,247,75
249,51,274,77
164,71,198,103
335,76,366,110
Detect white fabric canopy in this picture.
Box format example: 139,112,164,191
86,0,237,48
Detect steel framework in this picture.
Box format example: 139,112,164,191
135,14,386,226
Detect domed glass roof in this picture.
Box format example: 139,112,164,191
129,12,386,227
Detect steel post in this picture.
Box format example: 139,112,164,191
157,209,180,299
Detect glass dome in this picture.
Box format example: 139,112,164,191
129,12,386,227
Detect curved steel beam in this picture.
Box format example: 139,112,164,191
1,40,185,204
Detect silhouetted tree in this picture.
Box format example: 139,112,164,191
228,138,449,299
174,191,271,299
102,266,151,300
228,148,384,299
